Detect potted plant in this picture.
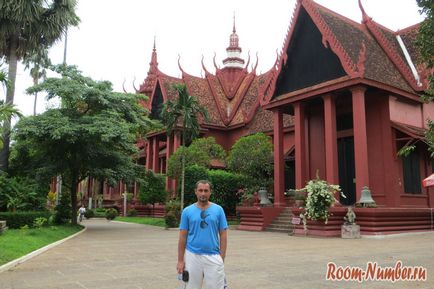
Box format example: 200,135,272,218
299,173,341,232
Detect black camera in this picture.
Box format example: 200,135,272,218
182,270,189,282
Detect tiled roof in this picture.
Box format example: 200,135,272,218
139,54,278,131
265,0,425,107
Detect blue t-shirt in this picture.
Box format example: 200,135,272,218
179,203,228,255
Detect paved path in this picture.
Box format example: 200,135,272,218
0,219,433,289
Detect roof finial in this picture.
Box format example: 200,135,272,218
153,35,156,51
233,11,236,33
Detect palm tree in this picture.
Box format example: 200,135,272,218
0,101,21,150
23,48,51,115
0,0,80,171
161,84,208,210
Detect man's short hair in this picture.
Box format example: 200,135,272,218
195,180,213,191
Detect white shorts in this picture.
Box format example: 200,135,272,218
184,250,225,289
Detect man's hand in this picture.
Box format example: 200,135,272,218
177,260,185,274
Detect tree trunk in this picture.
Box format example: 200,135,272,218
180,130,186,211
70,172,78,225
33,76,38,116
0,38,18,172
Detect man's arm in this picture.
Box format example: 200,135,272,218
177,230,188,273
219,229,227,261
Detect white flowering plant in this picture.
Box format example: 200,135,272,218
299,174,341,231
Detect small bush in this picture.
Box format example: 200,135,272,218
33,217,48,228
105,208,118,220
84,209,95,219
54,192,71,224
127,209,137,217
165,200,181,228
165,212,178,228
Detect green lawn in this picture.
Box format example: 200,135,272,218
0,225,83,266
115,216,166,227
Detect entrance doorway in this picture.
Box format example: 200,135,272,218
338,136,356,205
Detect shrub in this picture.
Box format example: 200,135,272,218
33,217,48,228
105,208,118,220
165,212,178,228
227,133,273,187
0,211,51,229
54,192,71,224
165,200,181,228
127,208,137,217
183,165,208,206
208,170,245,216
138,170,167,205
84,209,95,219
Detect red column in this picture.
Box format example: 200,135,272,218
323,94,339,185
152,137,159,173
166,135,173,192
294,102,307,189
273,110,285,207
351,86,370,202
145,140,152,170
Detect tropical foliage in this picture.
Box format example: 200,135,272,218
299,175,341,231
167,137,226,178
23,47,52,115
0,0,80,171
12,65,155,224
416,0,434,101
161,83,208,210
227,133,273,187
138,170,167,205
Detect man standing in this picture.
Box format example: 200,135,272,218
177,180,228,289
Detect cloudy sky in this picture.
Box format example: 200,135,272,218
5,0,425,116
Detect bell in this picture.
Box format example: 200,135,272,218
357,186,376,207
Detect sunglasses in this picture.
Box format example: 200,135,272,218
200,210,209,228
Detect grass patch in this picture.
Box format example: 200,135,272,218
115,216,166,227
228,220,240,226
0,225,83,266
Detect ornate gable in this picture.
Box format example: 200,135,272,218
272,6,347,98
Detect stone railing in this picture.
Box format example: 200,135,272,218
0,220,7,234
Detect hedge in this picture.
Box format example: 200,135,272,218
0,211,52,229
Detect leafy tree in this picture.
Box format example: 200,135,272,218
0,172,41,212
161,83,208,210
23,47,51,115
138,169,167,216
0,0,80,171
227,133,273,187
166,137,226,178
416,0,434,156
12,65,154,224
417,0,434,101
0,101,21,150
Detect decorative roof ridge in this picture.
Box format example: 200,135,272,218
251,52,259,74
363,17,421,91
303,0,358,77
259,50,280,106
259,0,301,106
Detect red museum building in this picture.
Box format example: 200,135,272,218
77,0,434,236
